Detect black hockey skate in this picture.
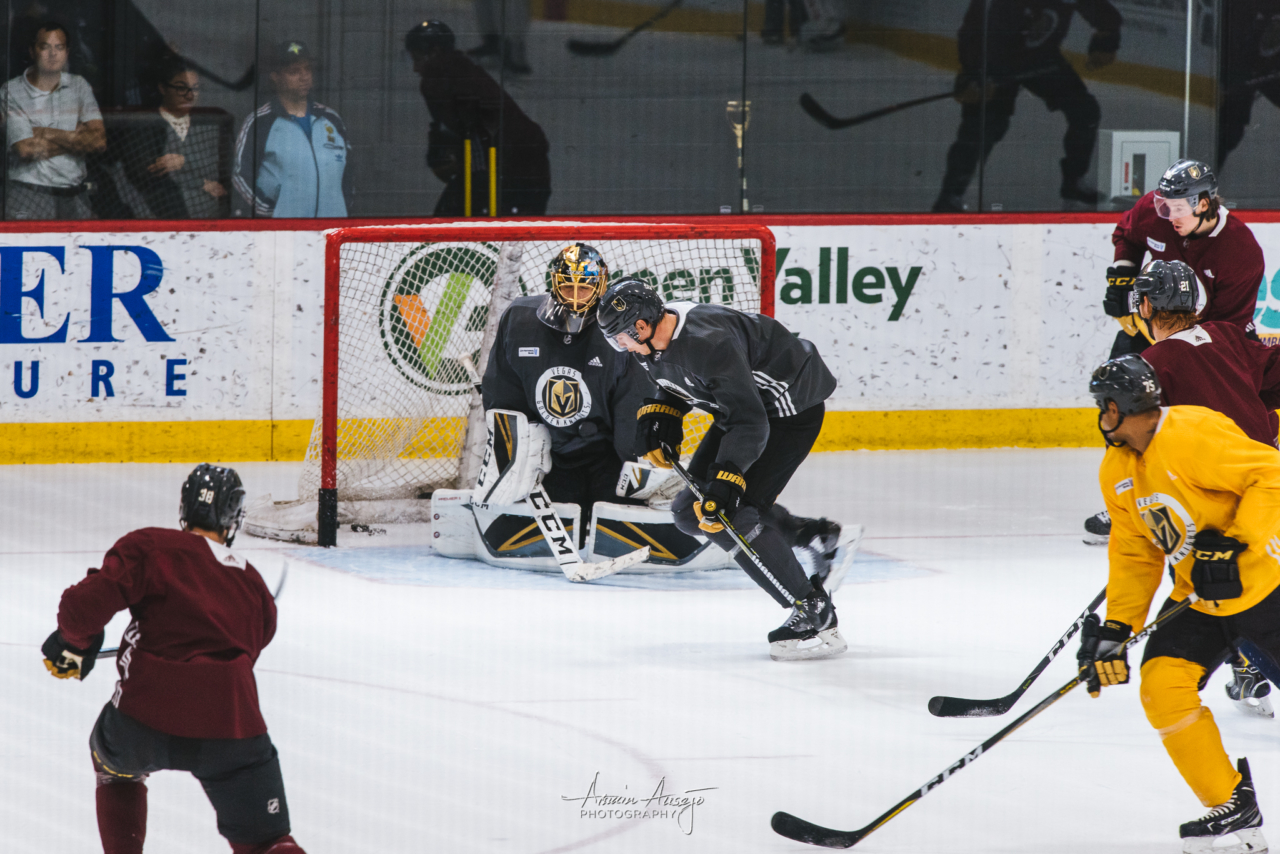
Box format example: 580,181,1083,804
1179,758,1267,854
768,579,847,661
1227,654,1275,719
1083,510,1111,546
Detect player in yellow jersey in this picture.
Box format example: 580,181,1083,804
1081,353,1280,853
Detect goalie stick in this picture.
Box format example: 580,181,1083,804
928,586,1107,717
771,594,1198,849
97,561,290,660
566,0,682,56
661,445,799,607
527,485,650,582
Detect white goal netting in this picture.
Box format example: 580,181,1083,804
245,224,772,543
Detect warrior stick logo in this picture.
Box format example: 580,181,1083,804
379,243,506,394
535,367,591,427
1136,493,1196,563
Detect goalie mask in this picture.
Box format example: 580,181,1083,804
180,464,247,545
537,244,609,335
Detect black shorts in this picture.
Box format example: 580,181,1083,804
1142,583,1280,687
687,402,825,511
90,703,291,845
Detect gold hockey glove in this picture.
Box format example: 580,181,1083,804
635,398,689,469
694,464,746,533
1077,614,1131,697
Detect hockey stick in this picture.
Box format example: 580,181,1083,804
798,91,952,130
928,586,1107,717
527,485,649,582
97,561,289,660
566,0,682,56
661,445,799,606
772,594,1198,849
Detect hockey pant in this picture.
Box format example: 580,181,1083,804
671,403,825,606
91,703,292,851
938,57,1100,198
1140,585,1280,806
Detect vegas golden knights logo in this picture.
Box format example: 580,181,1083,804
612,296,627,311
544,377,582,420
535,366,592,428
1140,504,1184,555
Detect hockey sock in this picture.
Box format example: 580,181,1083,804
1141,658,1241,806
96,778,147,854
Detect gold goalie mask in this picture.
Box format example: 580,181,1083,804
536,243,609,335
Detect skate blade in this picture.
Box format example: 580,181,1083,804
1082,533,1109,547
1233,695,1276,719
770,628,848,661
1182,827,1267,854
824,525,864,594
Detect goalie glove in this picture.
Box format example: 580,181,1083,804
694,463,746,533
42,629,104,681
1077,614,1131,697
1192,530,1246,602
635,398,689,469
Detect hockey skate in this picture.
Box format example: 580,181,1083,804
1083,510,1110,546
1180,758,1267,854
797,520,863,593
768,580,847,661
1227,654,1275,719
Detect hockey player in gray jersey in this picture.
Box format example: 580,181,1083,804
597,278,852,660
481,243,652,516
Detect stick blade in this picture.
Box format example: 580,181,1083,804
798,93,842,129
566,546,650,582
566,39,622,56
928,694,1012,718
771,812,859,848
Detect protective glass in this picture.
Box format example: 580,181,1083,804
1153,194,1196,220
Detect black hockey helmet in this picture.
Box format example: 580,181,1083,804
180,464,247,545
1133,260,1202,314
405,20,455,55
597,277,666,352
1154,159,1218,221
537,243,609,335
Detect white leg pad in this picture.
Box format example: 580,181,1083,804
588,502,737,571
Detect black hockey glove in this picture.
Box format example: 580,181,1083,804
694,463,746,533
1077,614,1131,697
42,629,103,681
1192,530,1246,602
635,398,690,469
426,121,461,182
1103,266,1138,318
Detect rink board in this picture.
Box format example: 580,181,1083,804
2,215,1279,463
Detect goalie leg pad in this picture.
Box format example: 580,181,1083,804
432,489,584,571
474,409,552,507
588,502,736,570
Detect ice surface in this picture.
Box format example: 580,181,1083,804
4,449,1277,853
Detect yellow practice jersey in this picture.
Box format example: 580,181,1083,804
1100,405,1280,629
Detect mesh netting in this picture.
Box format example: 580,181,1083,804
297,234,765,503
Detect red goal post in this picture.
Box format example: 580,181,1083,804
313,223,776,546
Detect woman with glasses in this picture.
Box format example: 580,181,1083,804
119,56,230,219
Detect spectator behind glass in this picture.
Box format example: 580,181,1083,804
2,20,106,220
117,58,230,219
405,21,550,217
232,41,350,217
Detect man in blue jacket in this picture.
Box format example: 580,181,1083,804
233,41,350,217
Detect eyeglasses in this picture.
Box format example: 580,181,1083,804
161,83,201,96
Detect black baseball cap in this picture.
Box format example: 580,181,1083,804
271,40,312,70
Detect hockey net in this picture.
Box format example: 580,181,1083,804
244,223,775,544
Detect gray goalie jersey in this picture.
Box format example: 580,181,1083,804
482,296,654,463
649,302,837,471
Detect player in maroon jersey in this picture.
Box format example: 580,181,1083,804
41,465,305,854
1102,159,1266,359
1091,260,1280,717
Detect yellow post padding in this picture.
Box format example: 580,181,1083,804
1140,658,1241,806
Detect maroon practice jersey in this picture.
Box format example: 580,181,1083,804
1113,193,1266,333
1142,321,1280,446
58,528,276,739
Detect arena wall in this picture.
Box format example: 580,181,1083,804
2,214,1277,464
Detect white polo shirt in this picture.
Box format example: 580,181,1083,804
2,68,101,187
